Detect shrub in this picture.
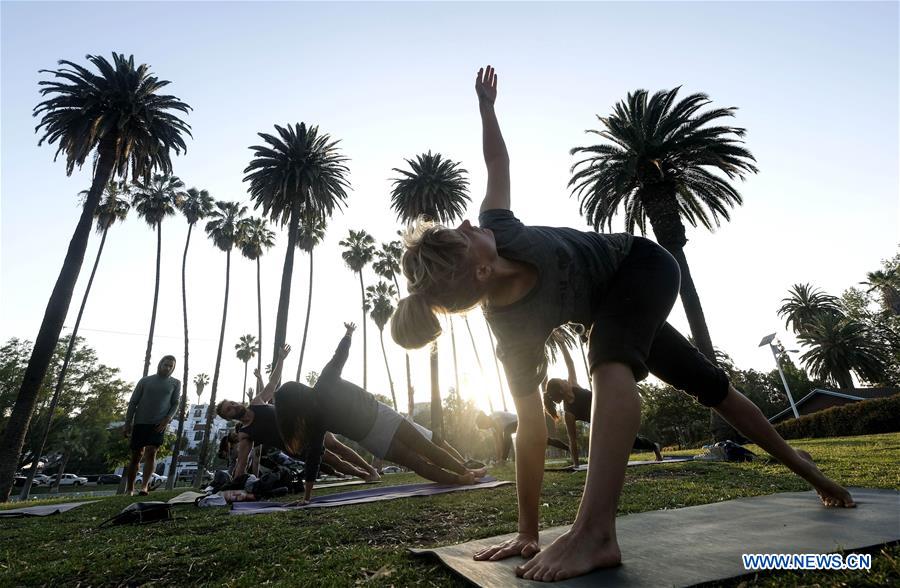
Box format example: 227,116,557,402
774,394,900,440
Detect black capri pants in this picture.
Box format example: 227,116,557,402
588,237,729,407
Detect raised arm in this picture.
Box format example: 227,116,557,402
559,343,579,387
320,323,356,382
253,345,291,404
564,411,580,467
476,65,510,212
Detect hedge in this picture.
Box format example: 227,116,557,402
774,394,900,440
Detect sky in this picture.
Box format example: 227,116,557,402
1,1,898,416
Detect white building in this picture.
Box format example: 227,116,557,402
170,403,231,449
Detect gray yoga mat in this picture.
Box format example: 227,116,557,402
231,477,513,515
0,501,92,518
411,487,900,587
545,456,695,472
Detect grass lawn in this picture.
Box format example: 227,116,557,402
1,433,898,587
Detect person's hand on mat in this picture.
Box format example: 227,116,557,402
473,533,540,561
475,65,497,105
154,418,170,433
278,344,291,359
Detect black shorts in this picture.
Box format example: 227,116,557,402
588,237,729,407
130,423,164,451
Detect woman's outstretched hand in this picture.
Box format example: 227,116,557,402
343,322,357,337
473,533,540,561
476,65,498,105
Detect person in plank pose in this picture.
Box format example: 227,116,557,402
391,64,854,582
543,343,662,466
216,343,381,482
275,322,486,504
475,411,570,464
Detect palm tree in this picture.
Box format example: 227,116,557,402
244,123,350,364
235,334,259,403
462,316,493,413
797,314,887,388
861,270,900,315
237,217,276,381
778,283,844,334
195,201,247,487
484,318,510,411
340,230,376,389
373,239,415,417
131,173,187,377
294,215,328,380
569,88,757,366
390,151,471,437
0,53,190,502
194,373,209,404
569,88,758,441
167,187,214,489
20,182,130,499
367,282,399,410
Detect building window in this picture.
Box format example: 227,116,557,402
193,431,204,441
193,409,202,418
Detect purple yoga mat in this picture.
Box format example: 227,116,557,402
230,476,513,515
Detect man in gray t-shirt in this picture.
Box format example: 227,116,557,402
123,355,180,495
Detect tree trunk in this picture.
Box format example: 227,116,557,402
242,362,249,404
836,370,854,389
256,257,263,385
272,200,301,369
359,271,368,390
297,249,315,380
430,341,443,439
195,249,231,487
0,143,115,502
391,275,414,419
20,227,110,500
142,222,163,377
50,452,70,493
379,330,398,410
464,316,493,413
449,318,461,398
167,221,194,490
484,317,508,411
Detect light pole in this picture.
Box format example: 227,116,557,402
759,333,800,419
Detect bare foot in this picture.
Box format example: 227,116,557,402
653,443,663,461
458,472,477,485
471,467,488,479
365,472,381,483
516,529,621,582
792,451,855,508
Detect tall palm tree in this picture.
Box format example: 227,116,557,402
569,88,757,366
167,187,214,489
367,282,399,410
295,215,327,380
778,283,844,334
131,173,187,377
20,182,130,499
340,230,376,388
195,201,246,487
797,314,887,388
390,151,471,436
194,373,209,405
569,88,757,441
861,269,900,315
0,53,190,502
373,239,415,416
244,123,350,364
463,316,493,413
237,217,276,381
484,319,510,411
235,334,259,403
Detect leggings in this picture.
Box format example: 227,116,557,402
384,420,471,484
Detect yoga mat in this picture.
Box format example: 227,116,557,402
0,501,92,518
231,477,513,515
412,487,900,587
167,491,208,505
545,456,695,472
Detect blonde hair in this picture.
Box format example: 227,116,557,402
391,218,487,349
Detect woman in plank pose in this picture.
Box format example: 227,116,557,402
391,64,854,582
275,322,486,504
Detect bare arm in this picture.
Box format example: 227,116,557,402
565,411,580,467
234,436,253,478
253,345,291,404
559,344,579,387
476,66,510,212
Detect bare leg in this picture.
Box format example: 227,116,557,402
714,386,854,507
393,420,485,479
385,438,471,485
125,448,143,495
323,450,370,480
517,362,636,582
141,446,157,493
439,439,466,463
325,433,380,481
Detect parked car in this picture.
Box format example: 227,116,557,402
13,475,27,487
50,473,88,486
134,473,167,490
381,466,402,474
97,474,122,485
33,474,51,486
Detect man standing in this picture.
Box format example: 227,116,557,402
124,355,180,495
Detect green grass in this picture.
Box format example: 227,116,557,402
1,433,898,587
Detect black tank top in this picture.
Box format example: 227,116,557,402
238,404,285,450
564,386,593,422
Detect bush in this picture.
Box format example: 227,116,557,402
774,394,900,440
